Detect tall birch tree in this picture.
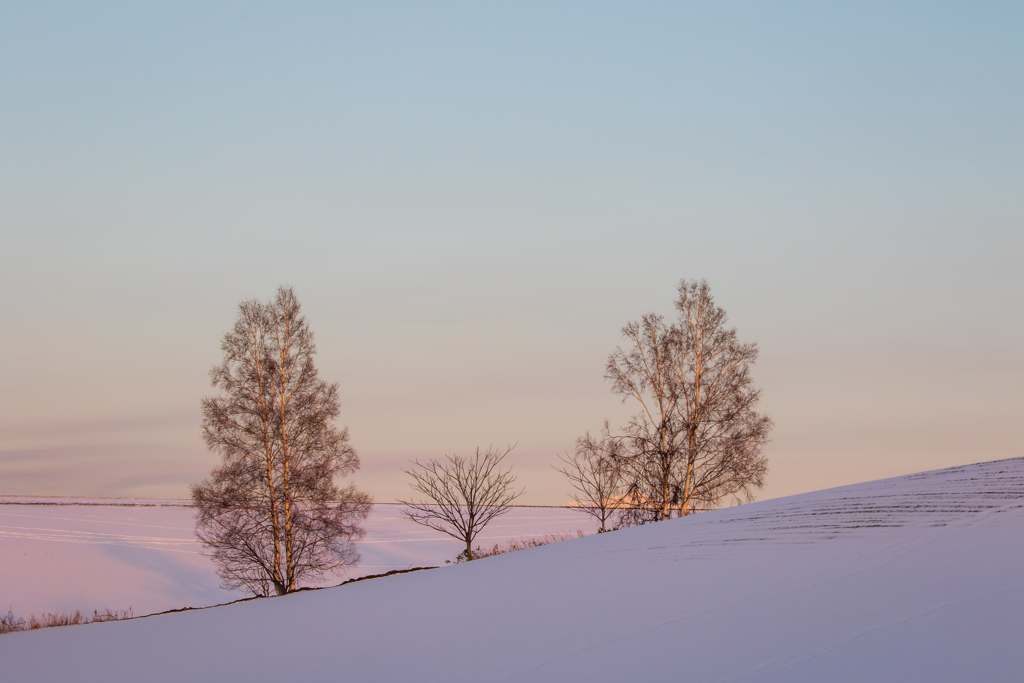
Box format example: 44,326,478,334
603,279,770,523
671,280,771,515
192,287,371,596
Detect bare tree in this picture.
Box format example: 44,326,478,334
606,314,684,521
192,286,371,596
400,446,523,561
671,280,771,515
555,428,627,532
602,279,771,523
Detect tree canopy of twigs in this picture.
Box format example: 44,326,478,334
400,445,523,561
603,279,771,523
192,287,371,596
555,429,628,533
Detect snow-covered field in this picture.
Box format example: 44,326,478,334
3,457,1022,682
0,498,587,617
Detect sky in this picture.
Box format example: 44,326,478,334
1,1,1021,505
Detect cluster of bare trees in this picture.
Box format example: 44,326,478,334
194,287,527,594
194,279,770,593
400,280,769,548
195,287,526,593
560,279,771,528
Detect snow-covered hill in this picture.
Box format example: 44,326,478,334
3,457,1022,682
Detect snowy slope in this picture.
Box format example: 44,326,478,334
0,500,586,616
3,458,1022,682
0,500,230,616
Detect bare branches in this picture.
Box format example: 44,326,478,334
555,429,627,533
606,314,685,521
193,286,371,596
671,280,771,515
400,445,523,561
588,279,771,526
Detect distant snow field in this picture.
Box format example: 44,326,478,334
2,457,1022,682
0,499,587,617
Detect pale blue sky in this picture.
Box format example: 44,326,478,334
2,2,1021,503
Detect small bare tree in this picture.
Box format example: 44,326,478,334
555,428,627,533
400,445,523,561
